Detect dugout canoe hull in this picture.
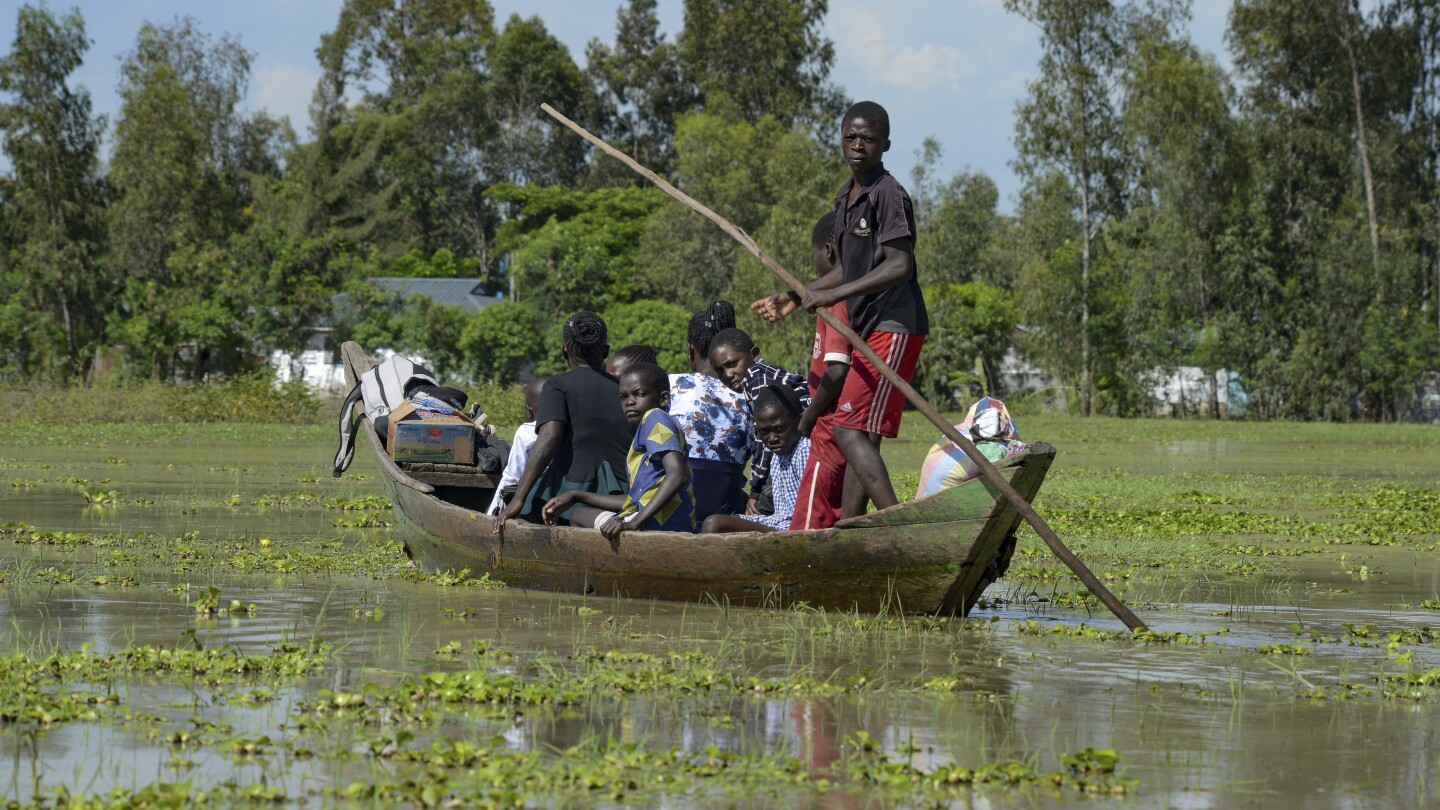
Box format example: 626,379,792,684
342,342,1054,615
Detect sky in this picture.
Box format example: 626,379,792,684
0,0,1235,211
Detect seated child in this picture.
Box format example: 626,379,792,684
606,344,659,378
707,327,810,511
701,385,809,533
542,362,695,538
487,376,548,516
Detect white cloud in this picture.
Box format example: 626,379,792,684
827,3,974,91
883,43,973,90
828,7,890,73
251,63,319,128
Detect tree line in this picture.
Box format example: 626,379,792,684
1,0,1436,420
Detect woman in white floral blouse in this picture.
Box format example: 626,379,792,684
666,302,754,521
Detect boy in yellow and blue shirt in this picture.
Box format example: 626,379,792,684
543,362,695,538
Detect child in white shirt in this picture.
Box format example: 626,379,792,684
487,377,547,515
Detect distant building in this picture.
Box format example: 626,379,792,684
366,277,501,313
1146,367,1249,418
269,277,499,392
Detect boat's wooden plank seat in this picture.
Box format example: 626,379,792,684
398,462,501,490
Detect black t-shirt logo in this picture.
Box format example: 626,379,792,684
852,217,871,237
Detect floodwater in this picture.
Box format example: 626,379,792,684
2,422,1440,808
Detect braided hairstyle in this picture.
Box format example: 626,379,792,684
686,300,736,357
563,311,608,367
843,100,890,140
610,344,659,367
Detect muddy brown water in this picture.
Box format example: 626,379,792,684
3,426,1440,808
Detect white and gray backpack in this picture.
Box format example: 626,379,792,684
332,355,437,477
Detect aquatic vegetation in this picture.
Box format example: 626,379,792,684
2,416,1439,806
1256,643,1312,656
403,567,506,588
333,511,392,528
2,641,331,685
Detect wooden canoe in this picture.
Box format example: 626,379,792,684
341,342,1054,615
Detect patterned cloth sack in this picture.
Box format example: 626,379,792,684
917,397,1028,498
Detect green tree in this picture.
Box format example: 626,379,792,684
602,299,692,373
585,0,695,176
631,111,781,309
1229,0,1434,419
910,139,1006,288
486,14,598,187
912,282,1019,407
1006,0,1139,416
1118,34,1252,416
490,183,662,318
727,124,845,375
107,17,285,377
458,300,543,383
310,0,497,264
383,247,482,278
679,0,841,128
0,5,107,379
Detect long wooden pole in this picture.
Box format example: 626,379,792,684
540,103,1147,631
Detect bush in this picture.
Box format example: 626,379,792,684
458,301,545,384
0,371,326,425
466,381,528,434
602,300,692,374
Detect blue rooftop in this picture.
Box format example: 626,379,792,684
369,278,501,312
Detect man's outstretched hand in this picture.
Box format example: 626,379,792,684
751,292,799,324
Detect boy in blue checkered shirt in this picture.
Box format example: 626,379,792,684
700,385,809,533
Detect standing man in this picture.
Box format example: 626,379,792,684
754,101,927,516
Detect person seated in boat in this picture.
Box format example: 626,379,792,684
707,327,810,513
486,376,548,516
494,312,630,532
606,344,658,378
668,302,753,521
542,362,695,538
700,385,810,534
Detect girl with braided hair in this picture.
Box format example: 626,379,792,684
605,344,659,378
666,301,754,521
495,312,631,532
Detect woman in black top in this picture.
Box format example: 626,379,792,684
495,312,631,531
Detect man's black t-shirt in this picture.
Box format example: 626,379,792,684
834,164,929,339
536,366,630,484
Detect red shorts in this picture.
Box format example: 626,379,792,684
790,416,846,531
831,331,925,438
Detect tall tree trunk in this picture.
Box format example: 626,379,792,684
1341,0,1382,294
59,293,76,380
1079,190,1092,418
1076,53,1093,419
1427,0,1440,336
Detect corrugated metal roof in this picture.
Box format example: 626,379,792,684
369,277,501,312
